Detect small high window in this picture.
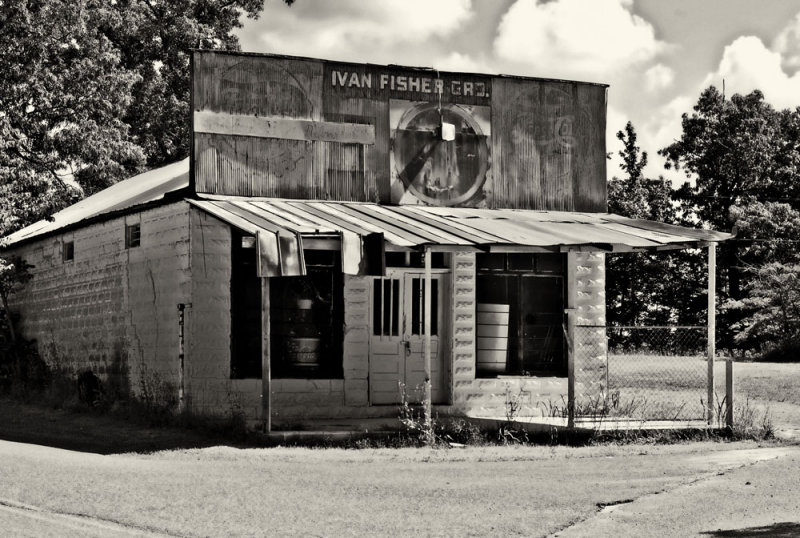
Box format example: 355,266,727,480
62,241,74,262
125,223,141,248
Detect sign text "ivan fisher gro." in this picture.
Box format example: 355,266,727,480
329,68,491,100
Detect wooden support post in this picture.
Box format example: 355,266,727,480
423,246,433,438
261,277,271,433
726,359,734,429
707,244,716,425
566,251,577,429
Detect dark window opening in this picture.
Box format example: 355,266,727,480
476,253,566,377
478,252,563,273
373,278,400,337
385,251,446,268
270,250,344,379
62,241,74,262
125,223,141,248
231,231,262,379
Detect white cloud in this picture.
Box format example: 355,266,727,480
644,64,674,93
432,52,492,74
702,35,800,109
494,0,667,80
242,0,474,62
773,12,800,73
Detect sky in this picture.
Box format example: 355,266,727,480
236,0,800,184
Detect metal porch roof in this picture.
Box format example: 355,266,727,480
188,195,730,253
2,159,190,246
2,158,730,276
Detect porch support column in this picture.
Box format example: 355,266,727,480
423,246,433,436
261,277,272,433
566,251,577,429
707,244,716,425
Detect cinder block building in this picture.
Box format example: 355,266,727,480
2,52,727,428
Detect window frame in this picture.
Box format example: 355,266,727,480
62,240,74,262
125,223,141,249
270,249,344,380
475,253,567,378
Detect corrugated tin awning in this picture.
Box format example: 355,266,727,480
188,196,731,277
2,155,730,278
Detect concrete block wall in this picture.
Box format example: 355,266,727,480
187,209,237,416
126,205,192,398
5,202,192,397
573,251,608,402
445,251,605,418
7,223,127,381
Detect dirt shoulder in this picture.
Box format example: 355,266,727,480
0,398,223,454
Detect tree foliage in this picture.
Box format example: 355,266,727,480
724,202,800,354
0,0,143,235
0,257,32,344
0,0,283,237
606,122,704,327
662,87,800,356
727,262,800,356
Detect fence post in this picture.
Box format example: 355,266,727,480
566,251,577,429
707,244,716,426
726,359,734,429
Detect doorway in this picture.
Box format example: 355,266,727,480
369,270,449,405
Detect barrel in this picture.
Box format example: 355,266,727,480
283,337,321,369
476,303,510,374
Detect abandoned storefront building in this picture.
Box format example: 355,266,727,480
2,52,727,428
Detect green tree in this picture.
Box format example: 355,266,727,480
103,0,272,168
0,257,32,345
0,0,144,235
724,202,800,355
606,122,703,327
727,262,800,359
660,87,800,352
1,0,293,237
660,87,799,296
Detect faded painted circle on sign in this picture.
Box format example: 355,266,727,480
393,103,489,206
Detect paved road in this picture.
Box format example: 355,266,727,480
553,446,800,537
1,439,798,537
0,498,174,538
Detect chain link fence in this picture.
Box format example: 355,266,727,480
573,325,709,422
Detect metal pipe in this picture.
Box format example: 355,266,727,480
707,244,716,425
424,245,432,436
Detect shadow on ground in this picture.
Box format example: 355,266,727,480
0,398,234,454
702,522,800,537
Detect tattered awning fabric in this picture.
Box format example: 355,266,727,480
186,196,731,277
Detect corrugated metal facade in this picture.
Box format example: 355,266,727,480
191,51,608,211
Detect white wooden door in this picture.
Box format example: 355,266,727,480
369,271,447,405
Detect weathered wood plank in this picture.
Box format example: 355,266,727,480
194,134,313,197
194,111,375,145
